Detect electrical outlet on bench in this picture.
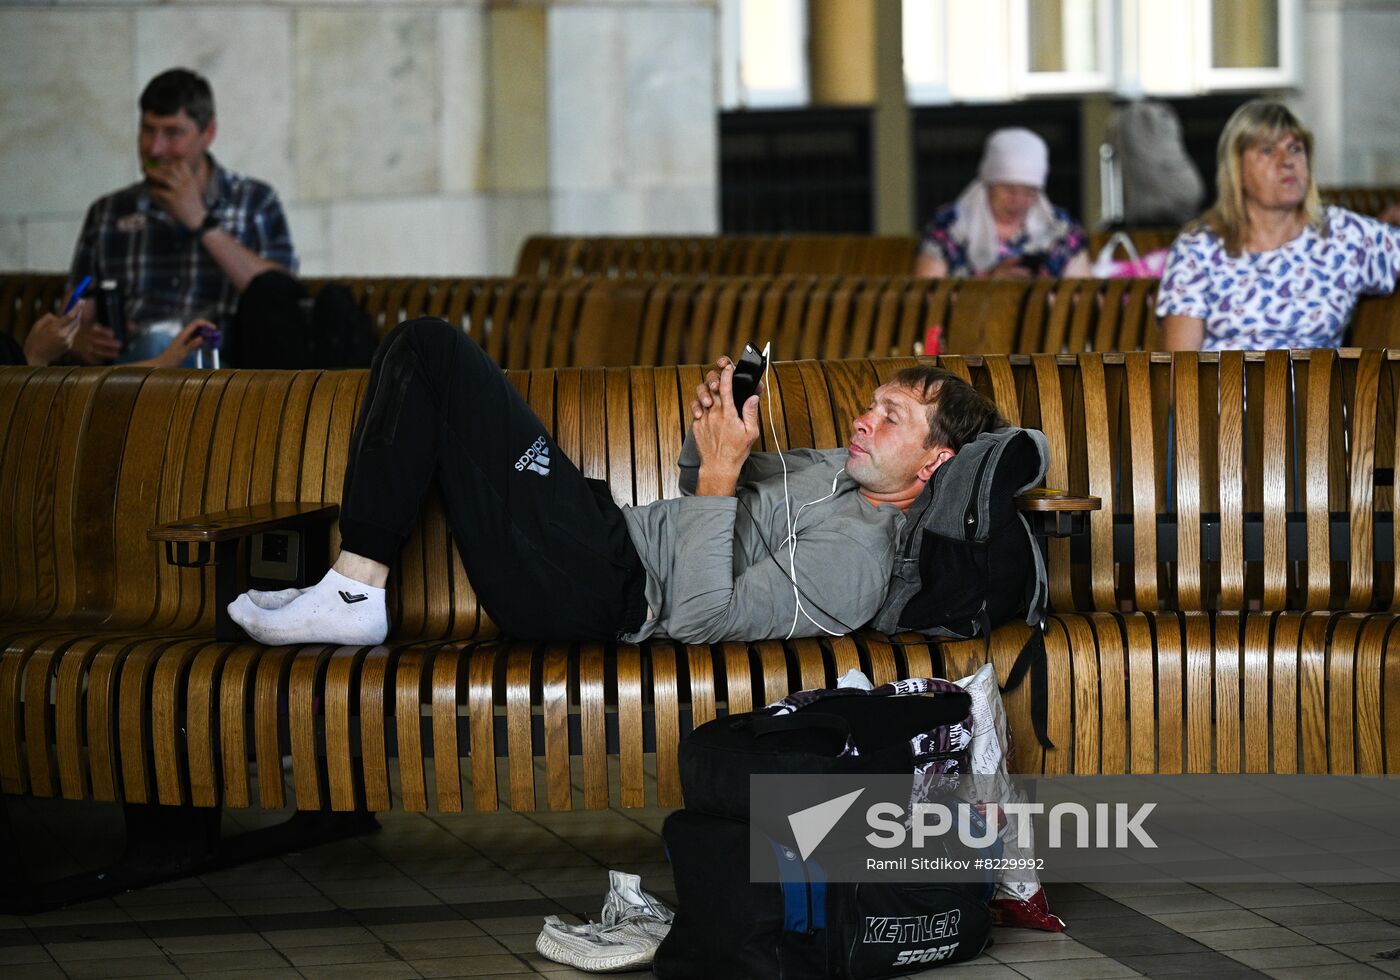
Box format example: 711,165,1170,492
249,530,302,584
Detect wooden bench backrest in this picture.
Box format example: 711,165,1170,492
8,351,1400,636
1323,187,1400,218
514,233,1189,278
990,350,1400,616
516,235,928,277
625,276,1169,361
9,271,1400,359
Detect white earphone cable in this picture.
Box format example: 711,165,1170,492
759,359,846,640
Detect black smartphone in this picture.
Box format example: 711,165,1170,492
731,342,768,416
1018,252,1048,274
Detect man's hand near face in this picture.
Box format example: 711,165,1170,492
142,148,285,291
690,357,762,497
146,159,208,231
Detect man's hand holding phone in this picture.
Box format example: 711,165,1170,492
690,346,767,497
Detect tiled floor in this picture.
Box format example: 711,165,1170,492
8,774,1400,980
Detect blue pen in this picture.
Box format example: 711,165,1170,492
64,276,93,314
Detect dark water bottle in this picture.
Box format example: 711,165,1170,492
98,279,126,353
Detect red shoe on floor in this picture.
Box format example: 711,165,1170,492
989,887,1066,932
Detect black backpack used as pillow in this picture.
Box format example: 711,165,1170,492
871,426,1049,640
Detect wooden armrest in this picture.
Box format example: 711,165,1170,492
148,503,340,641
148,503,339,543
1015,488,1101,513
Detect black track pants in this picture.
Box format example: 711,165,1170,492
338,318,646,640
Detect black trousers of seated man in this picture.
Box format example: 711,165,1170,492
338,318,648,641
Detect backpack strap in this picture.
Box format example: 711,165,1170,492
1000,624,1054,750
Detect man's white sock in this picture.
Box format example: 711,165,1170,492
246,587,305,610
228,569,388,645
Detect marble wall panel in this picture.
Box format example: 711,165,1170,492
327,196,493,275
1290,2,1343,184
548,2,716,209
552,188,644,233
552,185,716,235
640,184,718,232
284,202,330,276
440,8,489,195
1372,152,1400,184
0,222,25,271
620,6,715,187
135,7,296,200
1342,9,1400,184
296,9,441,201
493,191,552,275
0,10,136,216
25,217,85,273
549,6,625,190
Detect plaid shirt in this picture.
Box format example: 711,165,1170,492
68,155,297,331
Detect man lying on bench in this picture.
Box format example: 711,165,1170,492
228,318,1005,645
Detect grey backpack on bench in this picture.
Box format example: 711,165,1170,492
871,426,1050,639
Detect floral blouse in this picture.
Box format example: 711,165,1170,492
1156,206,1400,350
919,204,1089,276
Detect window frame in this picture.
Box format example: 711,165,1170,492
1009,0,1116,95
719,0,811,110
1196,0,1299,92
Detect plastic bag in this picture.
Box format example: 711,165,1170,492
1092,231,1168,279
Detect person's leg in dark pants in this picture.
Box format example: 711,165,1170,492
229,318,645,643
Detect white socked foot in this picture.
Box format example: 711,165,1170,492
245,587,306,610
229,569,388,646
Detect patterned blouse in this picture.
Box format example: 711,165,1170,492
919,203,1089,276
1155,206,1400,350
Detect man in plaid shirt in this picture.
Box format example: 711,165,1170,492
67,68,297,365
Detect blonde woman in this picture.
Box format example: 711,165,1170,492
1158,100,1399,351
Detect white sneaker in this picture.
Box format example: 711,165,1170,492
535,871,674,973
600,870,673,930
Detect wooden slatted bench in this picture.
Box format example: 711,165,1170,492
1005,348,1400,774
624,275,1165,360
8,272,1400,359
517,207,1389,279
515,232,1177,279
514,234,924,278
1323,186,1400,218
5,349,1400,833
4,272,1165,358
0,275,641,370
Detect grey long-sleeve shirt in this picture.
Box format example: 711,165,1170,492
619,436,905,644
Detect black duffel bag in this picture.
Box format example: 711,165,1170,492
655,809,993,979
656,679,993,979
679,681,973,822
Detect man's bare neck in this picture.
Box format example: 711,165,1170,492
859,486,925,512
